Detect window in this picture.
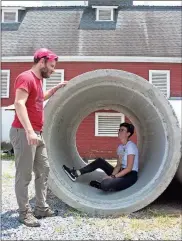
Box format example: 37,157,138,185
43,69,64,91
95,112,125,137
149,70,170,98
92,6,118,21
1,70,10,98
97,9,113,21
2,10,18,23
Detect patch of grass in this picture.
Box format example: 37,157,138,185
148,207,181,218
123,231,133,240
155,215,180,228
2,172,14,179
130,219,152,231
64,207,88,218
54,225,66,233
130,215,180,232
1,153,14,160
9,160,15,167
72,218,83,227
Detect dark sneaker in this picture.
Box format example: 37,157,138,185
34,208,58,219
19,211,40,227
89,180,101,189
62,165,78,181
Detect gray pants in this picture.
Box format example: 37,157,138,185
10,127,50,213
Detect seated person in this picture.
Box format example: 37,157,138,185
63,122,138,192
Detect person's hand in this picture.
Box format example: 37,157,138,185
56,81,68,89
26,131,40,145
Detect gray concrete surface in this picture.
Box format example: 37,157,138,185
43,69,181,216
176,156,182,183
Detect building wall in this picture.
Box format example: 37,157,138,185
1,61,181,106
2,62,181,158
76,110,137,159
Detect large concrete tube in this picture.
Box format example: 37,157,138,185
44,69,181,216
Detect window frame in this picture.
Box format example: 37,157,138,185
95,112,125,137
2,10,18,23
149,70,170,98
97,8,113,21
92,6,118,22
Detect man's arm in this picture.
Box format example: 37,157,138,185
14,88,39,145
115,155,135,178
44,81,68,100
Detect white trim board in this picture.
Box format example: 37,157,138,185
2,56,182,63
2,7,25,10
92,6,118,9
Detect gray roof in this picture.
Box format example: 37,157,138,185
2,6,182,57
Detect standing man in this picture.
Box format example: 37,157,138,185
10,48,67,227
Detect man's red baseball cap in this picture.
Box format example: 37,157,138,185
34,48,58,61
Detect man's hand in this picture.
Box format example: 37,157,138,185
56,81,68,89
26,131,40,145
44,81,69,100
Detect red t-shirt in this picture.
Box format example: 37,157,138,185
12,70,44,131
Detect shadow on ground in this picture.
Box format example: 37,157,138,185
1,210,21,238
31,177,182,219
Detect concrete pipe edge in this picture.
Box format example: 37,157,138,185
44,69,181,216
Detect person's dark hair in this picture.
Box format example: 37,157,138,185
119,122,134,138
34,56,48,64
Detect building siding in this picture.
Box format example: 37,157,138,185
2,61,181,106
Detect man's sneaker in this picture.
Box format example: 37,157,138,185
62,165,78,181
34,208,58,219
19,211,40,227
90,180,101,189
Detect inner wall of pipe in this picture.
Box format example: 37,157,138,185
47,84,166,200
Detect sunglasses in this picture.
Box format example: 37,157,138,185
118,128,127,132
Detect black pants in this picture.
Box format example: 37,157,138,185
79,158,138,192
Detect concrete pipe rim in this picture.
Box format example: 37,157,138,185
44,69,181,216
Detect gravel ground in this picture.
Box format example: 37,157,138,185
1,160,182,240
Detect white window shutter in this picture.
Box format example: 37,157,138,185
44,70,64,91
95,113,125,137
98,9,112,21
1,70,10,98
149,70,170,98
4,12,16,22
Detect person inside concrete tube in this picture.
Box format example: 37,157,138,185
10,48,68,227
63,122,139,192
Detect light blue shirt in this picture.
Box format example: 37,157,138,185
117,141,139,172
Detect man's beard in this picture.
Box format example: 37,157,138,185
40,67,50,78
